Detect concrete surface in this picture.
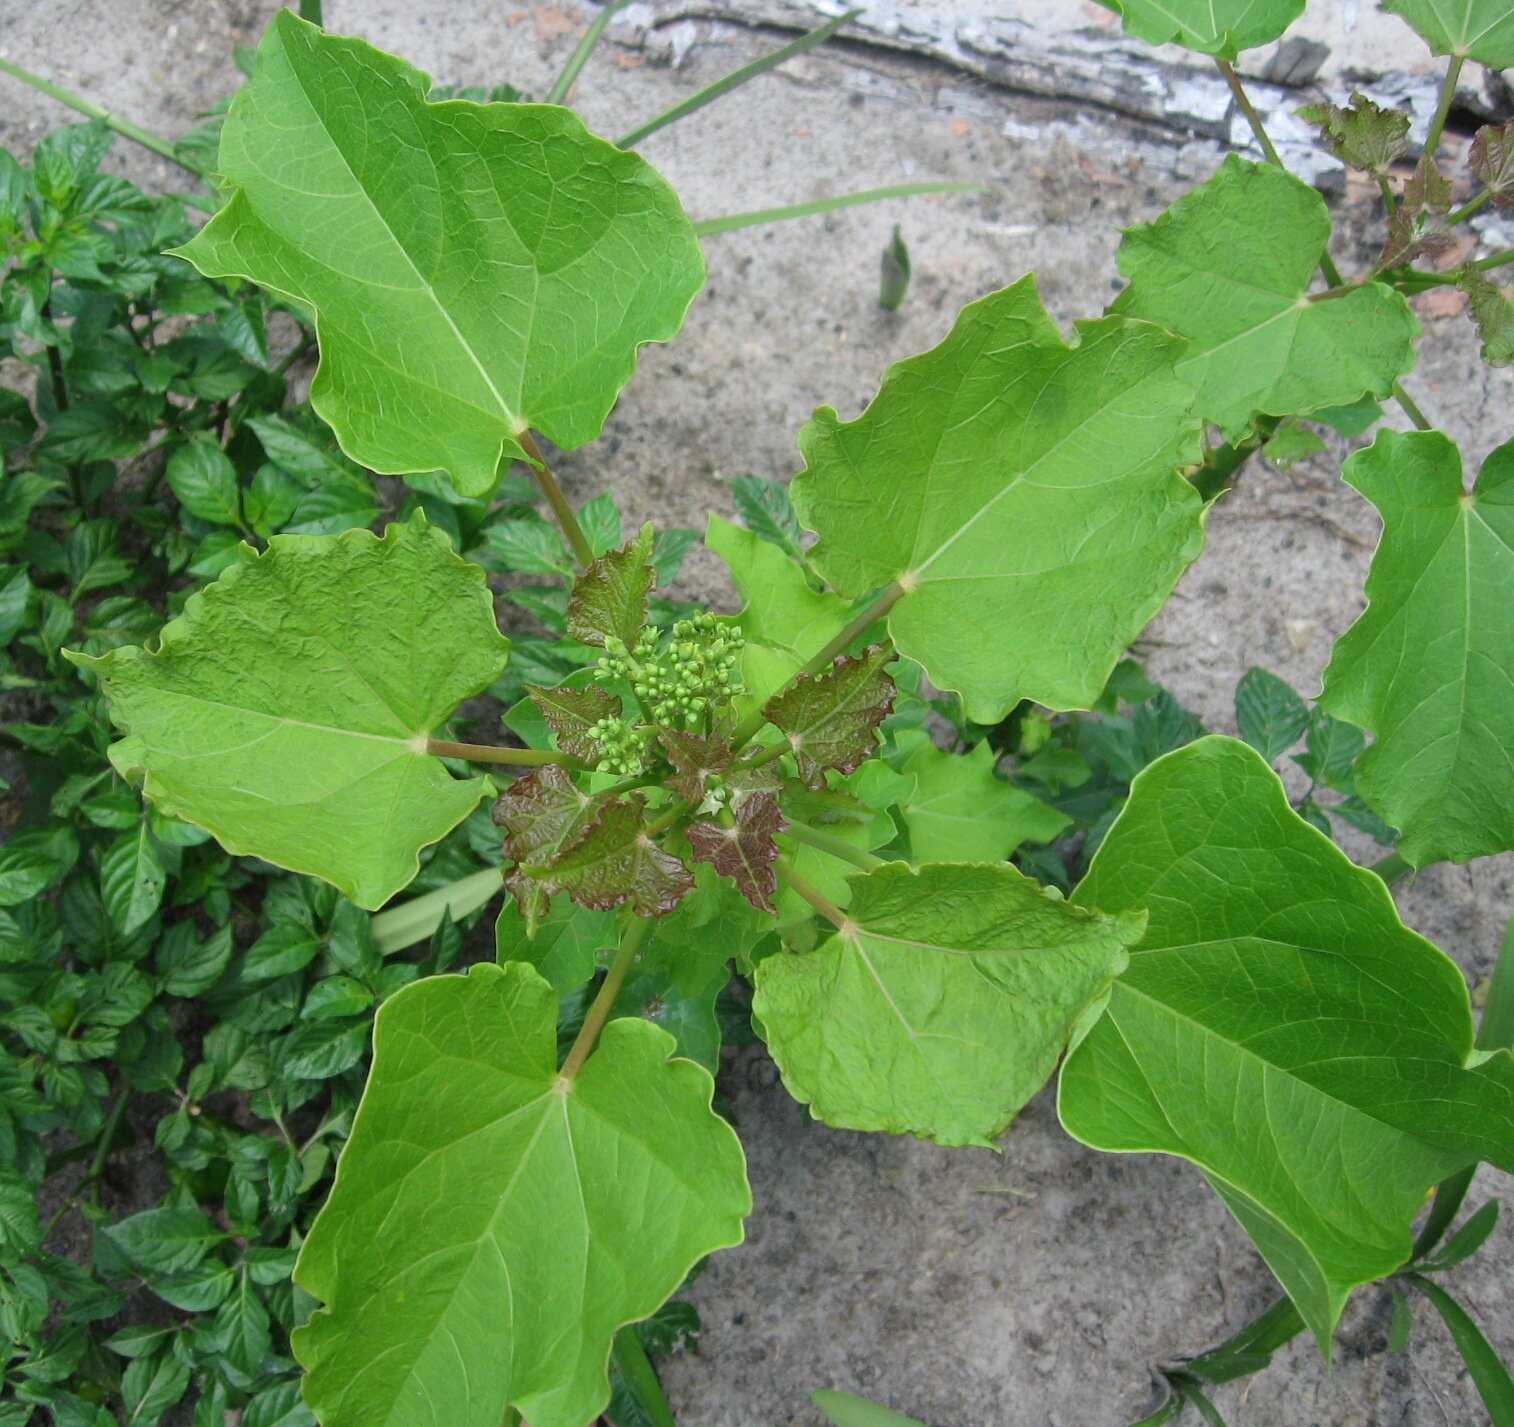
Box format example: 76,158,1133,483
1,2,1511,1424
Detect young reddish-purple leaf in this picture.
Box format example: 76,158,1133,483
1456,263,1514,366
494,764,606,933
526,795,693,916
762,644,896,790
528,682,620,761
1296,93,1409,174
567,522,656,650
1381,154,1454,268
658,729,736,806
1470,123,1514,209
687,791,787,913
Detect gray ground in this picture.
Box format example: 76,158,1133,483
2,2,1511,1424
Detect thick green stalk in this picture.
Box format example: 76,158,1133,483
370,866,505,954
0,56,202,175
1423,54,1465,162
426,739,578,768
519,431,594,569
546,0,635,104
618,9,862,148
775,856,848,927
1390,380,1433,431
694,183,981,238
560,913,654,1077
782,820,883,871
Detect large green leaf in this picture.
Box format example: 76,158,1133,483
1382,0,1514,67
70,520,510,909
792,277,1204,723
753,862,1139,1147
1099,0,1303,58
1061,737,1514,1348
1319,430,1514,865
1113,157,1419,439
294,961,749,1427
176,11,704,496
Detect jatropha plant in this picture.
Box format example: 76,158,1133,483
63,2,1514,1424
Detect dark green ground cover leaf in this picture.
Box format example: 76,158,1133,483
73,520,511,908
1114,157,1419,439
176,11,704,496
294,961,749,1427
1062,737,1514,1346
793,277,1204,722
755,862,1139,1146
1319,430,1514,864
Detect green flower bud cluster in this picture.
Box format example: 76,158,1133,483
597,612,746,734
589,715,648,776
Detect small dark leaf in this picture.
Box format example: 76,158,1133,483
1470,122,1514,209
1389,1288,1413,1352
568,522,656,650
687,790,787,913
1420,1199,1500,1271
731,475,805,560
659,729,736,806
878,224,911,311
1380,154,1454,268
1235,667,1309,763
1293,707,1365,790
528,681,620,761
526,795,693,915
762,643,896,790
1296,93,1409,173
492,764,601,867
1456,263,1514,367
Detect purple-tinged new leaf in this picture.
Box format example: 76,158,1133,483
659,729,736,806
528,682,620,761
1381,155,1454,268
1456,263,1514,366
494,764,605,933
527,795,693,916
1297,93,1409,174
1470,123,1514,209
763,644,895,790
687,791,787,913
568,522,656,650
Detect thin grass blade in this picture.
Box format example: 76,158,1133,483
548,0,637,105
694,182,982,237
1407,1274,1514,1426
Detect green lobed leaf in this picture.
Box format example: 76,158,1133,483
794,277,1204,722
70,519,511,909
1061,737,1514,1347
1098,0,1303,58
1319,430,1514,864
763,644,896,790
526,795,694,916
754,861,1140,1146
1381,0,1514,67
894,730,1069,862
687,789,786,913
1114,157,1420,439
175,11,704,496
1296,93,1410,173
293,961,749,1427
568,524,656,651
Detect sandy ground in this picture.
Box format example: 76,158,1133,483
1,2,1511,1423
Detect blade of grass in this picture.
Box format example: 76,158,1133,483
694,182,982,237
369,866,503,954
547,0,636,105
1418,1199,1500,1273
1414,1164,1477,1261
0,57,203,175
611,1327,678,1427
1406,1274,1514,1426
1479,914,1514,1052
618,8,862,147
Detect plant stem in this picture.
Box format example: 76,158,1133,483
1447,187,1493,225
693,183,983,238
618,8,861,148
273,332,316,376
518,430,594,569
298,0,324,26
546,0,635,105
426,738,578,767
43,1087,131,1241
1370,849,1413,885
643,799,690,839
775,856,848,927
1478,247,1514,273
612,1326,678,1427
1413,1163,1477,1261
1378,173,1398,216
1478,914,1514,1053
729,582,902,750
1390,381,1433,431
731,739,791,774
560,914,654,1077
0,56,202,175
1423,54,1465,163
782,820,883,871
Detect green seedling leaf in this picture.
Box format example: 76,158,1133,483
568,524,656,650
526,795,694,916
1456,263,1514,366
1470,122,1514,208
813,1389,932,1427
1114,157,1419,439
895,732,1068,863
175,11,704,496
1320,430,1514,864
763,644,895,790
71,520,510,909
1062,737,1514,1348
1382,0,1514,67
795,277,1203,722
687,789,786,913
1261,421,1326,470
100,822,166,935
1296,93,1410,173
1419,1199,1499,1271
1098,0,1302,58
529,681,620,761
878,224,910,311
165,438,242,528
294,961,749,1427
1234,666,1309,764
754,862,1139,1146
